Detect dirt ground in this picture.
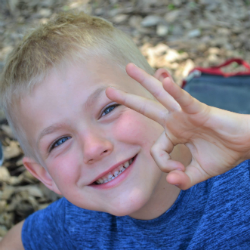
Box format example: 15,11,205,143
0,0,250,237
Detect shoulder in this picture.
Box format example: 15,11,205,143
211,159,250,191
22,198,113,249
203,159,250,210
22,198,72,249
187,160,250,249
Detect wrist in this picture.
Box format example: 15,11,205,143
244,114,250,160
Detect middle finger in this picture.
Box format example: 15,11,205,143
126,63,180,112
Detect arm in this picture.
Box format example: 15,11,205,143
106,63,250,190
0,221,25,250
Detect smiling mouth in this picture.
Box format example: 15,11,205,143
93,155,136,185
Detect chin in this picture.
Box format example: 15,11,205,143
106,192,151,217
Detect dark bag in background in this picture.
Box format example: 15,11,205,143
182,58,250,114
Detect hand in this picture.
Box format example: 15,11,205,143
106,63,250,190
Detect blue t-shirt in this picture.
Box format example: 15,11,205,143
22,160,250,249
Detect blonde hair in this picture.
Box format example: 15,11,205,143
0,12,153,157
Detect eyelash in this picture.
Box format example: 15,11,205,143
48,104,120,152
100,103,120,117
49,136,71,152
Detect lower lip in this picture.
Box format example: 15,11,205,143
90,155,137,190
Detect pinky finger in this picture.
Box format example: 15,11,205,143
162,77,203,114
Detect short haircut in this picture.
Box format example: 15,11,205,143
0,12,153,158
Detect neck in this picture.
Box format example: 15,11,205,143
129,144,191,220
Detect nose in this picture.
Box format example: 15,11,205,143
82,132,113,164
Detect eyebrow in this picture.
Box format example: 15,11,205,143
84,86,106,109
37,86,107,142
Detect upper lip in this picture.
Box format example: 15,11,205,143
89,155,136,185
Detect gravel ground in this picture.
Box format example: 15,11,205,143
0,0,250,237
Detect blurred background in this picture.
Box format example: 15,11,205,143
0,0,250,237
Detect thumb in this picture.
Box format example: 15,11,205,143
167,160,211,190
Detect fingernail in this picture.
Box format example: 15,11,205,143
162,72,169,78
108,86,117,90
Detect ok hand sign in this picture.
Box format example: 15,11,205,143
106,63,250,190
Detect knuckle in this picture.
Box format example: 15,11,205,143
150,145,157,156
138,102,147,115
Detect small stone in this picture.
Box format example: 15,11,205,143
21,170,39,184
0,201,7,213
208,47,220,55
0,167,10,182
23,185,44,198
210,37,229,47
0,46,13,61
3,140,22,160
0,108,5,122
108,9,122,18
39,18,49,25
141,15,161,27
8,0,18,15
39,8,52,18
232,26,242,34
39,203,50,210
113,14,129,24
173,0,182,7
165,49,188,63
182,59,195,78
206,3,219,11
129,15,143,28
197,43,207,52
171,25,184,37
0,212,14,228
0,61,4,73
152,43,169,56
0,225,7,237
8,176,23,185
40,0,54,8
156,24,169,37
188,29,201,38
208,54,219,64
164,10,181,23
94,8,104,16
182,21,192,30
1,125,14,139
198,19,212,29
217,28,231,36
2,186,15,200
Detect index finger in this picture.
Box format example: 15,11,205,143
106,87,167,125
126,63,180,112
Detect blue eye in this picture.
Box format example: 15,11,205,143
101,104,120,117
50,136,71,151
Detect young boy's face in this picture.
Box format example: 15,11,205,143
19,57,176,218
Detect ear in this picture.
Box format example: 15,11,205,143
23,156,62,195
154,68,172,82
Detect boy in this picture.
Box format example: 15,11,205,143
0,12,250,249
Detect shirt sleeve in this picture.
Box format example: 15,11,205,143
21,198,73,250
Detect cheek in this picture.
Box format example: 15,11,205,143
113,110,163,146
46,149,82,187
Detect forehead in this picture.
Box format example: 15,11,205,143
18,58,146,123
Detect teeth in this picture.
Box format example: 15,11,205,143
95,157,135,185
97,179,103,184
124,161,129,168
114,170,119,176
